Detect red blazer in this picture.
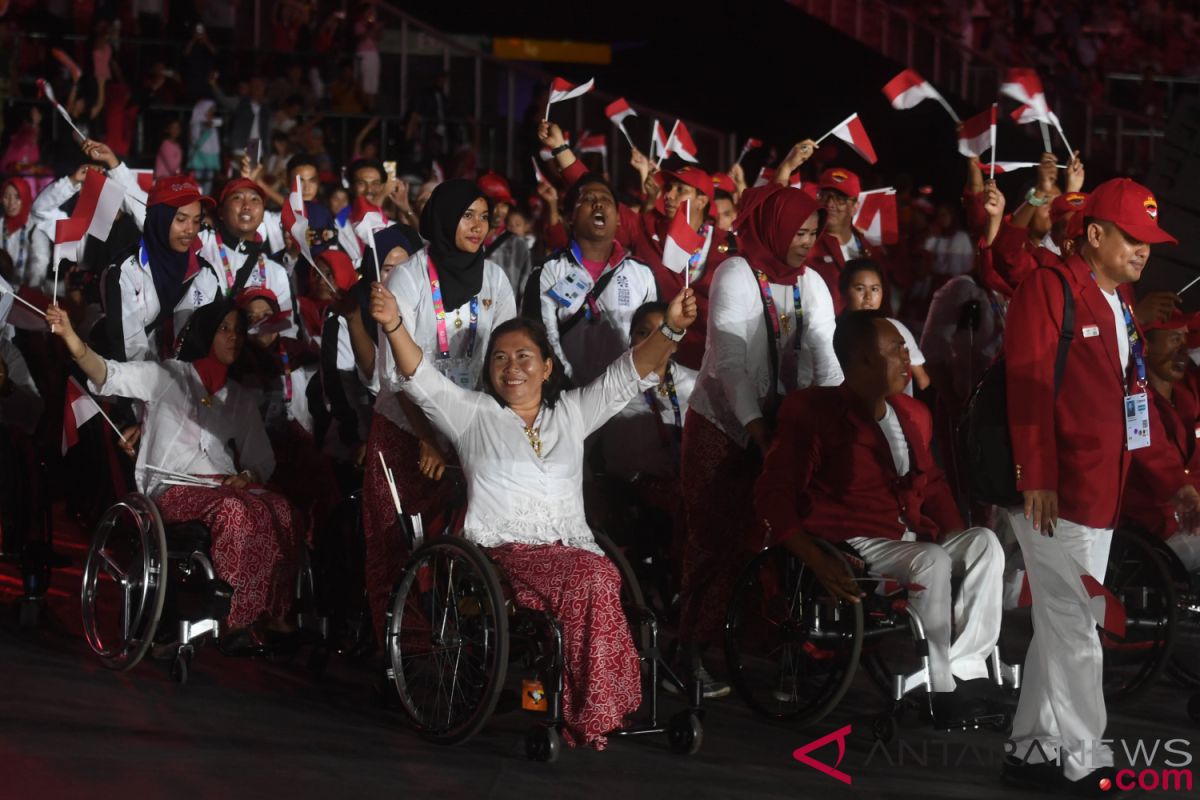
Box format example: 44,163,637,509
806,230,890,314
1123,383,1200,539
755,386,964,546
1005,254,1186,528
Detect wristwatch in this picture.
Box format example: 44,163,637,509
551,144,571,156
659,322,686,343
1024,187,1050,207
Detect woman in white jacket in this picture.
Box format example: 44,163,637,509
675,184,843,697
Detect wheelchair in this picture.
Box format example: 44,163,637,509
723,538,1018,742
381,512,703,762
80,493,328,684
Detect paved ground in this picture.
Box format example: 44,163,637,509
2,523,1197,799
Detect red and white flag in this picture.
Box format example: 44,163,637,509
283,176,314,266
544,76,594,120
855,188,899,246
62,376,101,455
605,97,637,147
734,137,763,166
819,113,878,165
753,167,802,188
54,168,126,267
989,161,1040,174
957,105,996,159
882,69,960,122
664,120,699,164
661,198,705,281
578,133,607,156
531,156,549,185
37,78,86,142
131,169,155,195
351,196,388,243
248,309,294,336
1000,68,1048,113
1012,103,1073,152
650,120,670,161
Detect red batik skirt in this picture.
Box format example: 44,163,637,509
489,542,642,750
157,484,304,629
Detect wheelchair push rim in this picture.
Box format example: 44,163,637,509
81,493,168,671
724,542,864,724
385,537,509,745
1102,529,1178,702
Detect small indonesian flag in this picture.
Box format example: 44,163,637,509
958,106,995,158
662,198,705,275
545,76,594,119
605,98,637,128
351,196,388,243
882,69,943,110
578,132,607,156
753,167,802,188
531,156,549,185
665,120,699,164
651,120,670,161
248,309,294,336
735,137,763,165
37,78,58,105
990,161,1041,174
1000,68,1049,114
1011,102,1061,128
53,169,126,267
62,376,101,455
283,176,314,266
131,169,155,194
824,113,878,165
855,188,899,246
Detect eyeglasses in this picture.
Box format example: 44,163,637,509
820,191,852,208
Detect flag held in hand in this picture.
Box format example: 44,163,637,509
545,76,595,121
957,106,995,159
54,169,125,267
818,113,878,165
855,189,899,246
882,69,960,122
62,376,101,455
662,198,705,279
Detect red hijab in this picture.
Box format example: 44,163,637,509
2,178,32,234
732,184,822,283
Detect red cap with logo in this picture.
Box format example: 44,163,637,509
1143,308,1200,334
661,166,712,197
1050,191,1087,225
477,171,515,205
147,176,215,209
711,172,736,195
219,177,266,206
1075,178,1177,245
818,168,861,200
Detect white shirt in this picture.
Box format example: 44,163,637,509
840,235,863,263
877,402,911,476
1,219,46,290
374,249,516,433
115,251,222,362
91,359,275,498
395,350,656,553
539,248,657,385
600,360,695,482
924,231,975,277
194,229,296,336
1100,287,1130,375
888,317,925,396
919,275,1004,403
0,273,13,335
690,257,843,446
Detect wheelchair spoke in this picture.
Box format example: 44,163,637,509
100,548,128,584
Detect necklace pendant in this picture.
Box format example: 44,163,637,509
780,314,791,334
200,396,213,407
454,317,464,329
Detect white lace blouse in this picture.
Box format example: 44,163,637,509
393,349,656,553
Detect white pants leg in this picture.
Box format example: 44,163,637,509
1166,531,1200,573
846,527,1003,692
1007,511,1115,781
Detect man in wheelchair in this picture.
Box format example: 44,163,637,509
755,310,1006,725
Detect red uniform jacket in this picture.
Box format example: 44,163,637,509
559,158,730,369
987,218,1060,289
1005,255,1186,528
1123,383,1200,539
755,386,964,545
806,230,890,314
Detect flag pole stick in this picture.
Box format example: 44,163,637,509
616,122,634,149
1039,121,1053,153
0,286,47,317
989,104,997,180
91,398,128,444
1180,274,1200,295
933,94,962,124
656,121,679,170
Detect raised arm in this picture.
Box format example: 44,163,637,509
773,140,818,187
369,281,423,378
46,304,108,388
631,286,697,378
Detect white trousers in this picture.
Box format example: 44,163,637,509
846,528,1003,693
1007,512,1114,781
1167,530,1200,573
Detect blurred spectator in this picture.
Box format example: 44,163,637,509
268,62,317,114
328,60,365,114
156,118,184,178
187,99,222,193
353,1,383,110
229,78,270,157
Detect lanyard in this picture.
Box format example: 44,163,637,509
215,233,265,295
427,255,479,360
3,226,28,274
570,241,604,321
1117,295,1147,392
643,365,682,446
753,270,804,350
279,342,294,420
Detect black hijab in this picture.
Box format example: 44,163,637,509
143,203,192,322
355,222,422,342
419,179,491,310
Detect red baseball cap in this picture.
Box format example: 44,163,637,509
1143,309,1200,334
1050,191,1088,225
661,166,712,197
234,286,281,311
317,249,359,291
711,171,736,195
1077,178,1177,245
477,171,515,205
818,168,861,200
147,176,215,209
219,177,266,206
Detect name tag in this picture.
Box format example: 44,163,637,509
823,256,833,263
547,270,589,310
437,357,474,389
1125,392,1151,450
1082,325,1100,338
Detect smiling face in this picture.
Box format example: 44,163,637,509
785,211,822,268
352,165,385,204
244,297,279,349
1,184,20,218
488,330,552,408
221,188,265,238
455,197,490,252
845,267,884,311
571,182,617,245
211,309,245,365
1146,327,1189,385
169,201,204,253
873,318,911,396
819,189,857,233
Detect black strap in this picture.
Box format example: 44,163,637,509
558,266,621,337
483,230,513,258
319,315,360,446
103,264,126,362
1051,268,1075,396
747,262,782,420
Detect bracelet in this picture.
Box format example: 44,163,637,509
383,318,403,334
551,144,571,156
659,322,686,343
1024,188,1050,207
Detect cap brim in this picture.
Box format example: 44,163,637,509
1115,220,1177,245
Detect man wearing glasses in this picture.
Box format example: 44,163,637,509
807,167,890,312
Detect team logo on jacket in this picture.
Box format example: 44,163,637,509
1144,197,1159,218
616,275,630,306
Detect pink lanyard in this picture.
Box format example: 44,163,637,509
215,233,265,295
428,256,479,359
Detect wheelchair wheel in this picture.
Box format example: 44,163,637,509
81,493,168,671
384,537,509,745
1102,529,1178,702
724,542,864,724
1151,542,1200,689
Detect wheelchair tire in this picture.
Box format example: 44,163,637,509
724,542,864,725
1147,540,1200,689
385,537,509,746
1102,529,1178,703
667,710,703,755
81,493,168,671
525,724,561,763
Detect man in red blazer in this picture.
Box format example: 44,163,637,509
1004,177,1200,793
755,310,1005,724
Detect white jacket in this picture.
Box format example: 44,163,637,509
195,228,297,336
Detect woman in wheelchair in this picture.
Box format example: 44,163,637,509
47,299,306,649
369,278,698,749
755,310,1007,725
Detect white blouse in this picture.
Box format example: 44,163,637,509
194,229,297,337
689,256,842,446
395,350,656,553
115,251,221,362
374,249,516,434
92,359,275,498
